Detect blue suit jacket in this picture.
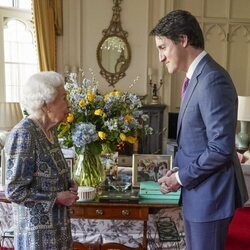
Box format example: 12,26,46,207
175,54,248,222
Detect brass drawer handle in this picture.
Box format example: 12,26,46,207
122,209,129,216
96,209,104,215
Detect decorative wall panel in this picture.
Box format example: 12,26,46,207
228,24,250,95
168,0,250,112
204,0,228,18
204,23,227,68
231,0,250,19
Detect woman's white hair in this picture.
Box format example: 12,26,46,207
21,71,64,115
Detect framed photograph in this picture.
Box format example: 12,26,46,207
132,154,173,187
65,157,74,179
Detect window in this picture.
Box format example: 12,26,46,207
0,0,32,10
0,0,38,102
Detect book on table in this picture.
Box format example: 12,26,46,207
99,189,139,204
139,181,180,204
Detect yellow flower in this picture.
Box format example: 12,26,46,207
79,100,86,107
104,93,109,101
94,109,104,116
98,131,107,140
119,133,127,142
124,114,133,122
87,92,96,102
127,136,137,144
66,113,74,123
112,90,121,96
104,90,122,101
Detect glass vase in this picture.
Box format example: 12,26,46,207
73,147,106,187
100,151,119,186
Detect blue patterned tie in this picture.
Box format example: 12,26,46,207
181,77,190,101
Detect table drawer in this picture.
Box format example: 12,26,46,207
70,205,148,220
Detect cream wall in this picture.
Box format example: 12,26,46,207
57,0,250,150
168,0,250,113
58,0,151,98
58,0,250,110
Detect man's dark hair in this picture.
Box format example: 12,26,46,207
150,10,204,49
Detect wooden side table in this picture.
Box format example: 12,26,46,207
69,202,177,250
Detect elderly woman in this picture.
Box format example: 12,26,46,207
4,71,78,250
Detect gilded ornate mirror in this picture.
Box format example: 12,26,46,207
97,0,131,87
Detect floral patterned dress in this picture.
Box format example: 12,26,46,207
4,117,73,250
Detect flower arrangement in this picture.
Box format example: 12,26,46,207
58,73,152,186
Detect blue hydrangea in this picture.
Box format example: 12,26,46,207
72,122,98,148
104,119,118,131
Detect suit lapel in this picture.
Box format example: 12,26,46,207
177,54,212,142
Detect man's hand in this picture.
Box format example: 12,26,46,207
158,168,181,194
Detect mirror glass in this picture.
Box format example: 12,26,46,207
99,36,129,74
96,0,131,87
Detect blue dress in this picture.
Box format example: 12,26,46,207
5,117,73,250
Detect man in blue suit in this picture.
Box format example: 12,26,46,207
150,10,248,250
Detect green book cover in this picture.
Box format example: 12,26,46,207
139,192,180,200
139,181,180,200
140,181,163,195
139,198,179,205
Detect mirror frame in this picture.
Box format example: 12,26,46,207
96,0,131,87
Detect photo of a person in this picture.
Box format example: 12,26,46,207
132,154,172,187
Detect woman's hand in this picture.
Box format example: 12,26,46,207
69,180,78,193
55,190,79,206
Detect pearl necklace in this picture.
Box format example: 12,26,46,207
30,117,55,144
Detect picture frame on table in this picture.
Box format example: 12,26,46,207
132,154,173,187
65,157,74,179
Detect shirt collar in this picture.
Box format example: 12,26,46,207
186,50,207,80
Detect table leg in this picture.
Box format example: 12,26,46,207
143,220,147,249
